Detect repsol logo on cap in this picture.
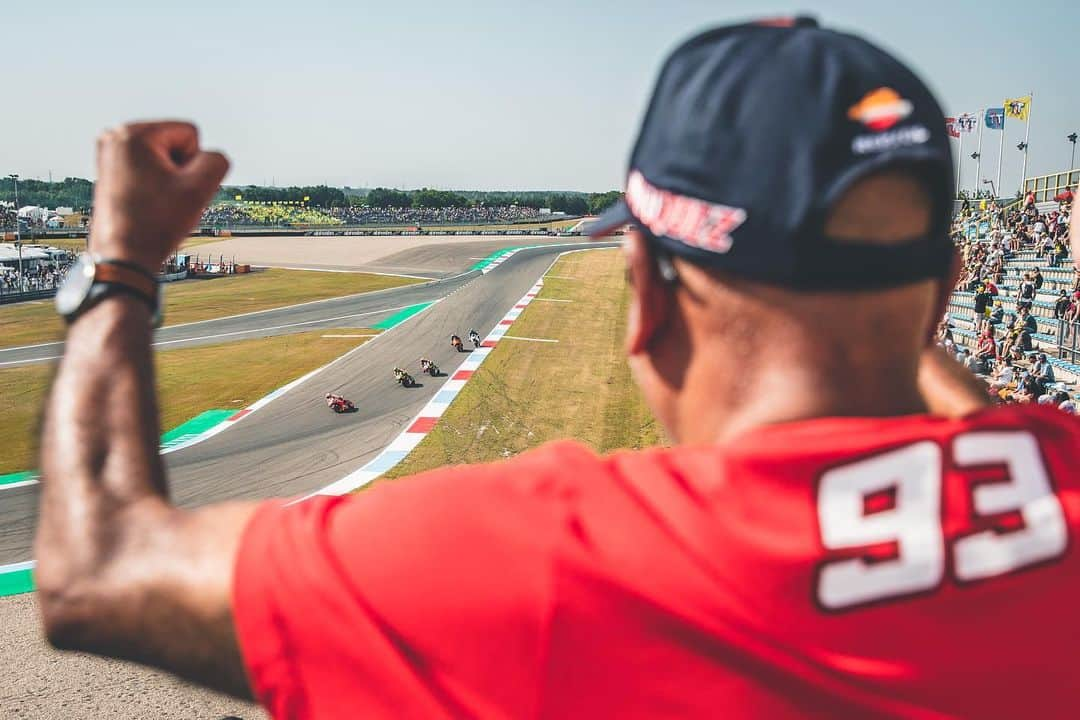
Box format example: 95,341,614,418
625,171,746,253
847,87,931,155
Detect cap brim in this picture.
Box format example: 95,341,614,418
583,201,633,238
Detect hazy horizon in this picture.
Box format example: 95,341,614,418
5,0,1078,194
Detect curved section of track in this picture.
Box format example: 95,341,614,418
0,243,613,566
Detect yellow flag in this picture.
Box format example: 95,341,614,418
1004,96,1030,121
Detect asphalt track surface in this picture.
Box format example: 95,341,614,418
0,241,613,720
0,267,463,368
0,237,584,368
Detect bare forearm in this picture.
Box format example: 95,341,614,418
34,297,254,697
37,298,162,576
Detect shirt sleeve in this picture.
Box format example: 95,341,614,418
232,441,600,719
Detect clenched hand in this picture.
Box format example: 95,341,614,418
90,121,228,273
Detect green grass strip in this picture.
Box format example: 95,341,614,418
0,470,37,487
469,246,525,272
1,409,237,488
371,302,434,330
0,567,34,596
160,409,236,448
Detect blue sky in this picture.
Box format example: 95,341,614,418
3,0,1077,194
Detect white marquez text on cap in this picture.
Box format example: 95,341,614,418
625,170,746,253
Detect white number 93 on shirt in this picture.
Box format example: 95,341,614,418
816,432,1067,611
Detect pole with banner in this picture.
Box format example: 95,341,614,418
974,110,984,191
996,113,1005,196
1020,92,1032,194
1005,95,1033,196
957,128,964,193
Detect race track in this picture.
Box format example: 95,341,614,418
0,242,613,568
1,239,615,719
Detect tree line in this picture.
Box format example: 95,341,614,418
1,175,624,216
0,176,93,211
362,188,623,215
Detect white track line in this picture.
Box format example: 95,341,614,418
0,560,34,575
500,335,559,343
0,479,39,490
253,265,435,280
0,275,444,355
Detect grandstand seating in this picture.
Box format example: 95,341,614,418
945,193,1079,409
947,245,1080,390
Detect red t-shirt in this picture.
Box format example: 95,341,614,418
234,404,1080,719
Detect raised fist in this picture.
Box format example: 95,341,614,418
90,121,229,273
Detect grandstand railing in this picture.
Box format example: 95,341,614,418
1023,170,1079,204
1057,320,1080,366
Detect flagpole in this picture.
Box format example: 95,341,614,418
975,110,984,192
957,128,964,194
1020,92,1032,196
996,112,1005,198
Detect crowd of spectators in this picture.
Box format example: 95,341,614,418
198,202,544,227
940,189,1079,412
0,258,75,296
0,204,16,230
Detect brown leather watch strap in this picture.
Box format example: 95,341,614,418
94,262,157,301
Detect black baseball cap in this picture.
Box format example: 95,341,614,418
588,16,955,290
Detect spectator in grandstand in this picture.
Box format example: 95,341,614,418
973,281,992,327
1055,289,1071,320
32,22,1080,720
989,357,1017,394
1010,374,1040,404
1016,271,1036,312
975,325,999,374
988,299,1005,327
1031,353,1055,386
1015,307,1038,335
1063,294,1080,341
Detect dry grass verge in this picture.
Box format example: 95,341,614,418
387,248,662,479
0,328,373,474
0,268,420,349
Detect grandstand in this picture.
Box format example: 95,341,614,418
944,188,1078,407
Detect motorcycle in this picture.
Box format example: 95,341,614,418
328,397,357,414
394,368,416,388
420,359,441,377
469,331,482,349
451,335,465,352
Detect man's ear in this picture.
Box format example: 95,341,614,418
624,231,673,355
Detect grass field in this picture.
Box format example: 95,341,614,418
0,268,422,349
387,248,662,478
0,328,373,474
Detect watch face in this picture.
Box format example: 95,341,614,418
55,254,97,317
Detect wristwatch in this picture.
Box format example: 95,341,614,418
55,254,162,327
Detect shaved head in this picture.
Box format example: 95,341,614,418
623,169,955,443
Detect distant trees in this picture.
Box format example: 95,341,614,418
0,174,623,216
412,188,469,209
0,176,93,210
364,188,413,207
587,190,623,214
217,185,347,207
355,188,620,215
